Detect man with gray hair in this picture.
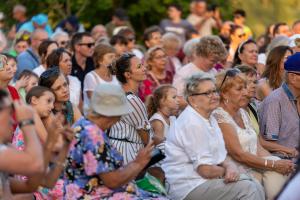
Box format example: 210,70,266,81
173,35,227,97
51,31,70,48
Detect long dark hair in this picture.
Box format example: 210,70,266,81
261,45,293,89
39,67,62,89
26,86,53,104
46,48,71,68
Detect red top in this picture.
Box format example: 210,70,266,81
7,85,20,132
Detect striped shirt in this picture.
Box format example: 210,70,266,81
109,93,153,164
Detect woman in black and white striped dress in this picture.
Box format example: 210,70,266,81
109,53,153,164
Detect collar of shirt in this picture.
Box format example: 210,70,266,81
282,82,296,101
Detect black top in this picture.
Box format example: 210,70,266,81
71,55,94,90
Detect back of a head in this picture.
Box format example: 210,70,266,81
51,31,69,41
266,35,290,54
31,29,48,40
113,8,129,21
233,9,246,17
273,22,287,37
115,53,135,84
13,4,26,14
110,34,127,46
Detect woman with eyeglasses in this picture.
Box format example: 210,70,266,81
33,40,58,77
227,25,246,64
163,73,264,200
257,46,293,101
47,48,82,107
83,43,119,114
39,67,82,126
212,68,295,199
109,53,154,165
232,39,258,69
139,46,173,102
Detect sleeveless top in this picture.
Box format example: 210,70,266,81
212,107,258,172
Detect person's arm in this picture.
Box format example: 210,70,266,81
259,136,298,157
99,140,154,189
0,101,43,176
150,119,165,144
213,8,222,29
218,122,294,174
197,165,225,179
256,79,272,101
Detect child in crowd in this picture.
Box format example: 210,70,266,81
14,70,39,101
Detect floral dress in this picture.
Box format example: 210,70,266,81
63,118,168,200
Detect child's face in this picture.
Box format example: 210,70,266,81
161,88,179,116
25,76,38,93
31,91,55,118
7,59,17,76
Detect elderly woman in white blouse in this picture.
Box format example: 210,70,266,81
162,73,264,200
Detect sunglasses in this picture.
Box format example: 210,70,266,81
190,89,219,98
219,68,241,90
79,42,95,48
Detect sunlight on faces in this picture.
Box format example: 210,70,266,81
239,43,258,66
231,27,246,45
126,57,147,82
148,49,167,70
51,74,70,102
100,52,116,67
31,91,55,118
59,52,72,76
189,80,220,113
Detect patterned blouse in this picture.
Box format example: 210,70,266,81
63,118,167,200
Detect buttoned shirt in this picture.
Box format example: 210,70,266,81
258,83,300,149
162,106,227,200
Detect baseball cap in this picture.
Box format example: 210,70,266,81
32,14,48,25
90,84,132,116
284,52,300,73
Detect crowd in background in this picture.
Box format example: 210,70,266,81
0,0,299,199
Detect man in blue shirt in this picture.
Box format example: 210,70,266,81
15,29,48,79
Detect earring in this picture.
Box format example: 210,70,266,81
225,99,229,104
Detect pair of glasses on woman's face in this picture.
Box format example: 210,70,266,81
219,68,241,90
190,89,219,98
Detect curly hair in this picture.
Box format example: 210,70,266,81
195,35,227,60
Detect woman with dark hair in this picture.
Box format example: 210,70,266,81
257,45,293,100
232,39,258,68
33,40,58,76
47,48,81,106
228,25,246,64
39,67,81,125
109,53,153,164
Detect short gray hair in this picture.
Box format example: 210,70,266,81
184,72,215,101
51,31,69,40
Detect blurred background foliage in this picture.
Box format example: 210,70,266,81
1,0,300,39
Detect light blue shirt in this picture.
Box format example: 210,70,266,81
15,48,40,79
18,21,53,36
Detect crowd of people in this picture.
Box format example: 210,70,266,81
0,1,300,199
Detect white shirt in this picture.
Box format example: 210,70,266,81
172,62,217,96
68,75,81,106
162,106,227,200
33,65,46,76
83,71,119,114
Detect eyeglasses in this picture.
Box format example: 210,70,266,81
79,42,95,48
190,89,219,98
219,68,241,90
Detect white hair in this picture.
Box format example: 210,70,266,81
51,31,69,40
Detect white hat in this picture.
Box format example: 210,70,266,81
90,84,132,116
289,34,300,48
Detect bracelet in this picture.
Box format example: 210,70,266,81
264,159,268,167
18,119,35,128
272,160,275,169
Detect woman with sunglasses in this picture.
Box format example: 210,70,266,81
213,68,295,200
39,67,82,126
228,25,246,64
47,48,82,107
163,73,264,200
232,39,258,70
257,46,293,100
139,46,173,102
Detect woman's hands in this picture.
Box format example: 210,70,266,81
15,75,30,90
223,161,240,183
273,160,295,175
